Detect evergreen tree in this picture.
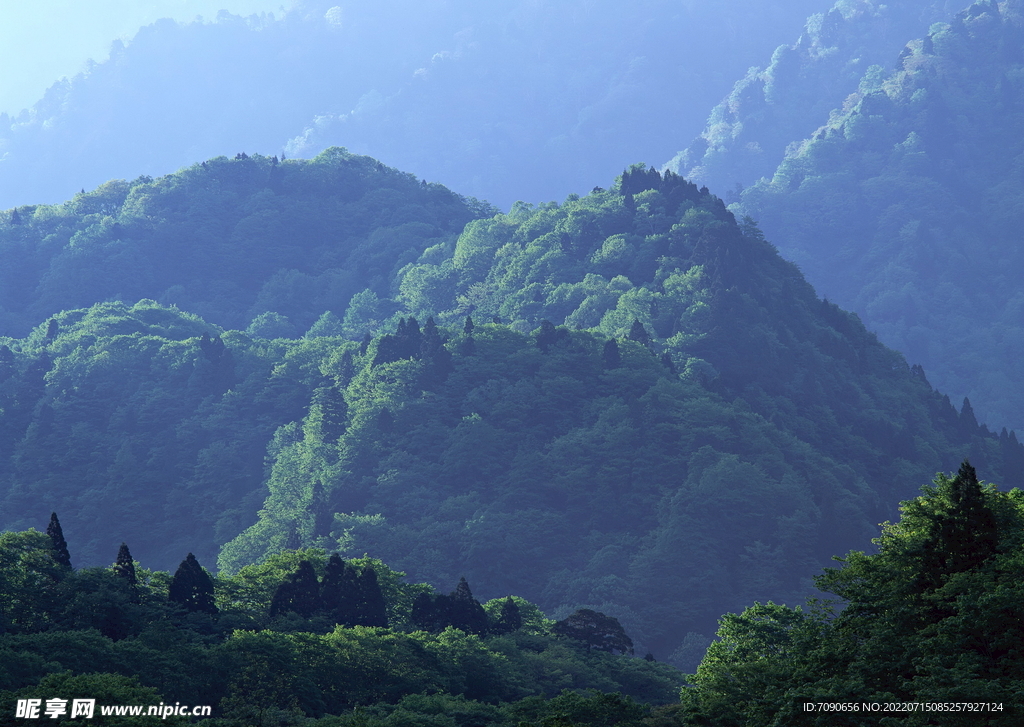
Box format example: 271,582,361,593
491,596,523,635
44,318,58,343
627,319,651,347
320,554,358,625
168,553,218,614
270,560,321,618
411,592,453,633
310,386,347,442
113,542,137,588
960,397,979,435
659,351,676,374
46,513,71,569
463,316,474,335
420,317,453,387
449,577,488,635
917,460,1000,586
354,566,388,628
536,320,567,353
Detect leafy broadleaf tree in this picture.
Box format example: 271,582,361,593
680,461,1024,725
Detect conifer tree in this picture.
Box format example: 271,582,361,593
491,596,522,635
660,351,677,374
113,542,137,588
310,386,347,442
463,316,474,335
420,317,453,386
320,554,357,625
270,560,320,618
411,592,456,632
46,512,71,569
536,320,568,352
44,318,58,342
960,397,979,434
628,319,651,347
354,567,388,627
169,553,218,614
931,460,999,576
450,577,488,635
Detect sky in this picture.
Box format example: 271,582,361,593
0,0,292,115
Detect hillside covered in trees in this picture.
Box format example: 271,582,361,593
0,517,685,726
665,0,952,194
0,148,490,337
2,152,1022,667
2,0,1023,721
730,0,1024,435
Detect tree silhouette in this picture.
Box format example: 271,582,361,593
46,512,71,569
270,560,321,618
113,543,137,588
491,596,522,635
169,553,218,614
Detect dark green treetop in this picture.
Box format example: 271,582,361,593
46,513,71,570
168,553,217,615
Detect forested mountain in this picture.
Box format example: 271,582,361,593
665,0,954,194
2,154,1022,666
0,0,833,211
0,148,488,336
733,0,1024,434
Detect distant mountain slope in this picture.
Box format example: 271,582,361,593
219,166,1024,660
0,148,486,337
2,156,1022,664
734,0,1024,432
664,0,953,195
0,0,832,211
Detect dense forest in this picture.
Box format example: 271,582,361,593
2,463,1021,724
3,0,1024,721
665,0,953,193
0,516,686,726
2,151,1022,669
0,149,490,336
732,0,1024,434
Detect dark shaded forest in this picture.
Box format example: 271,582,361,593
3,0,1024,723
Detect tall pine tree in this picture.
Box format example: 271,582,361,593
270,560,321,618
169,553,218,614
46,512,71,569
